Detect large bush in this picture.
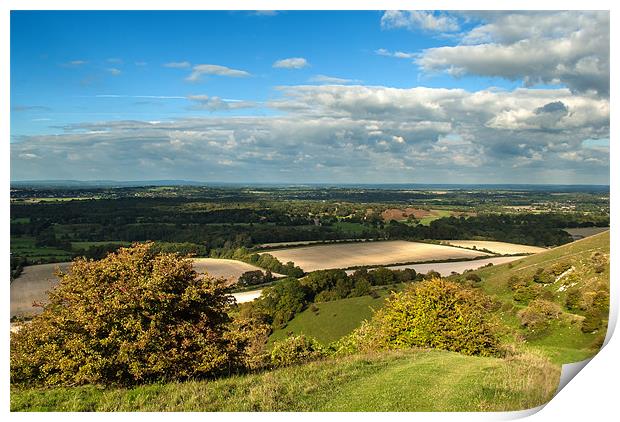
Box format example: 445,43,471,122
270,335,325,367
339,278,501,357
11,243,238,387
517,299,562,337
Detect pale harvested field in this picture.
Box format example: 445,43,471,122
440,240,546,255
11,262,71,318
263,240,490,272
345,256,523,277
11,259,277,318
192,258,283,283
562,227,609,239
231,289,263,303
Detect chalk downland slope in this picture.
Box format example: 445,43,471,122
263,240,490,272
441,240,547,255
10,349,558,412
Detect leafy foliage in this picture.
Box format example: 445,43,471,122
11,243,240,386
270,335,326,367
338,278,501,357
517,300,562,338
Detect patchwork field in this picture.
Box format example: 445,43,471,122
10,258,277,318
263,240,490,272
345,256,524,277
440,240,546,255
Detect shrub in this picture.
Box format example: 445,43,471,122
270,335,325,367
11,243,237,387
517,299,562,337
549,262,572,276
342,278,501,357
565,289,582,311
532,268,554,284
465,273,482,283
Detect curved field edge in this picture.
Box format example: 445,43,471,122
10,349,559,412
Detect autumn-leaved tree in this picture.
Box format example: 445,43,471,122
11,243,239,386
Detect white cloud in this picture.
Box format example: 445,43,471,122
375,49,417,59
417,11,609,96
186,64,251,82
163,61,191,68
381,10,460,32
309,75,359,84
11,84,609,183
106,68,122,76
187,95,256,111
273,57,309,69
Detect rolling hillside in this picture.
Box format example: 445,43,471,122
11,349,558,412
267,232,610,363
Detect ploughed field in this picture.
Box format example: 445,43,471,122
263,240,491,272
10,258,277,318
440,240,547,255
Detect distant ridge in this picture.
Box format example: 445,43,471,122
10,180,610,192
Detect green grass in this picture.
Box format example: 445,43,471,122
268,291,391,346
10,236,74,261
450,231,610,364
418,209,453,226
71,241,131,251
332,221,367,234
10,349,559,412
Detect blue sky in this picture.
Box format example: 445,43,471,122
10,10,610,184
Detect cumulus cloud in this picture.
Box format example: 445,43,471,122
416,11,609,96
164,61,191,68
186,64,251,81
273,57,309,69
381,10,460,32
11,84,609,184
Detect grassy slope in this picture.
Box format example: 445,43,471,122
268,291,390,346
12,234,607,411
465,231,609,364
11,349,558,412
267,232,609,363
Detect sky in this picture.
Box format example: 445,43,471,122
10,10,610,184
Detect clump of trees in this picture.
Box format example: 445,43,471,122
211,247,304,278
237,269,274,287
10,243,246,387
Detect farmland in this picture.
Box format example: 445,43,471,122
192,258,283,284
263,240,491,272
10,258,277,318
352,255,524,277
441,240,547,255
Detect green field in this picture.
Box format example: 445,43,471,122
71,241,131,251
332,221,367,235
10,349,558,412
417,209,454,225
10,236,74,261
268,290,392,346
